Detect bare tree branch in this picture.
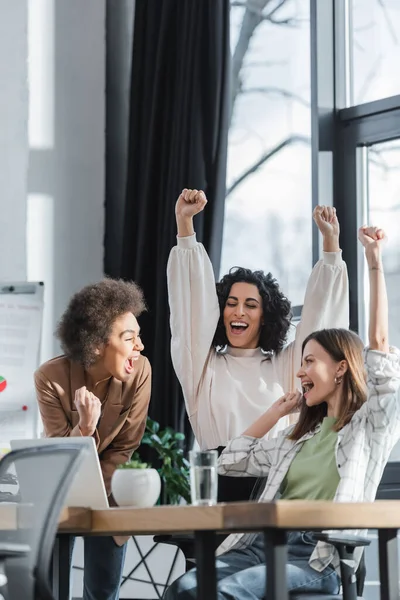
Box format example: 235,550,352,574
241,86,310,107
226,134,310,197
230,0,296,122
377,0,399,45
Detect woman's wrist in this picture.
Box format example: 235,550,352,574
322,234,340,253
78,422,95,436
244,407,279,438
176,216,195,237
365,248,383,270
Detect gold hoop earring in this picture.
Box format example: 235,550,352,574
334,376,343,385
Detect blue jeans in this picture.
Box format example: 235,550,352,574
70,536,127,600
164,532,340,600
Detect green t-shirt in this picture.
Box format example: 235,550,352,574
280,416,340,501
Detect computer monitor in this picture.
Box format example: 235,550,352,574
10,436,109,509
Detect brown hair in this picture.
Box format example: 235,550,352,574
289,328,367,441
57,278,146,368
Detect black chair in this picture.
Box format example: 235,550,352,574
156,474,368,598
375,460,400,500
0,444,86,600
290,533,370,600
293,460,400,600
159,460,400,599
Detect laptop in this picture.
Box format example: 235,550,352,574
10,437,109,509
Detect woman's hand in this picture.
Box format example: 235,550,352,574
75,386,101,436
271,391,302,419
313,205,340,252
243,391,302,438
358,225,386,265
176,189,207,237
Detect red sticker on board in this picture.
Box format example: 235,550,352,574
0,377,7,392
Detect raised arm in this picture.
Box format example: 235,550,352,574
359,226,389,353
275,206,349,391
167,189,220,416
356,227,400,434
218,392,299,477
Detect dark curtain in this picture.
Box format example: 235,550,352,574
104,0,231,447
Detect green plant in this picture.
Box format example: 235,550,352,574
117,453,149,469
141,417,191,505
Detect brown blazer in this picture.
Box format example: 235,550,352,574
34,354,151,543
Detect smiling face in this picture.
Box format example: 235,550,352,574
97,311,144,382
296,339,347,412
223,282,264,349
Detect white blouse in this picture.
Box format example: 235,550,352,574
167,234,349,450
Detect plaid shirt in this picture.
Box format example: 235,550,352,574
217,347,400,574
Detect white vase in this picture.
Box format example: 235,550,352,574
111,468,161,507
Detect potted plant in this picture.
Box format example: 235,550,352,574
111,417,190,507
142,417,191,505
111,453,161,508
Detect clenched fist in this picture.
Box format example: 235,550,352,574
358,225,386,266
271,391,302,419
313,205,340,238
75,386,101,436
358,225,386,249
176,188,207,220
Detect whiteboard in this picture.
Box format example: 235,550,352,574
0,282,44,446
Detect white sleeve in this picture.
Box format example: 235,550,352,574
274,251,349,391
217,435,275,478
356,347,400,435
167,234,220,417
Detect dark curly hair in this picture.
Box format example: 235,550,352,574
56,278,146,368
212,267,292,354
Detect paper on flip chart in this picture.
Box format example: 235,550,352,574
0,283,44,442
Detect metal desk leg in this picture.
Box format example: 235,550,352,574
378,528,399,600
195,530,217,600
264,529,288,600
52,534,73,600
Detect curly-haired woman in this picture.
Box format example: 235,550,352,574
34,278,151,600
167,189,349,498
166,227,400,600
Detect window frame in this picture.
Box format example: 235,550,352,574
311,0,400,334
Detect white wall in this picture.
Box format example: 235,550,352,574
26,0,106,360
0,0,29,281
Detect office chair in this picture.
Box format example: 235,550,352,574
159,460,400,599
0,444,86,600
292,460,400,600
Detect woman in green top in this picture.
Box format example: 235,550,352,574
165,225,400,600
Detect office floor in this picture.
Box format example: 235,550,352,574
71,536,185,599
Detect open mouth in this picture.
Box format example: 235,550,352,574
302,381,314,397
230,321,249,335
125,356,139,374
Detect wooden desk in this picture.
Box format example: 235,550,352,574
58,499,400,533
54,500,400,600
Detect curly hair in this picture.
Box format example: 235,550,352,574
212,267,292,353
56,278,146,368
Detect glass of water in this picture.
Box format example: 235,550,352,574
189,450,218,506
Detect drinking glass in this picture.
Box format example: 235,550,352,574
189,450,218,506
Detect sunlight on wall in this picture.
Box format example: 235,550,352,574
26,194,54,365
28,0,55,149
27,0,55,364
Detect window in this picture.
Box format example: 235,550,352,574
352,0,400,104
221,0,312,307
368,139,400,348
